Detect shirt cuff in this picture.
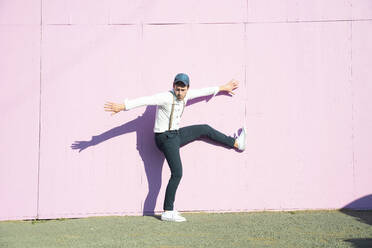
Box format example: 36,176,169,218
212,86,220,97
124,98,130,111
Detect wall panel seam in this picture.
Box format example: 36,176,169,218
36,0,43,220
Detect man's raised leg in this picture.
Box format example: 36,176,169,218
178,124,234,147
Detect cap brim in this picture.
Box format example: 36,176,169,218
174,81,188,86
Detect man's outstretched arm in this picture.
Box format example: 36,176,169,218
104,92,168,116
187,79,239,100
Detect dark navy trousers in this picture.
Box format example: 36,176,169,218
154,124,236,211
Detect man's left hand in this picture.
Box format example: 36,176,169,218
219,79,239,95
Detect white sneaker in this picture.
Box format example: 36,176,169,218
161,210,187,222
235,127,246,151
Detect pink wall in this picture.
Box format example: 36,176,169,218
1,0,372,221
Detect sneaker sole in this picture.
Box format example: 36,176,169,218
161,217,187,222
238,128,246,151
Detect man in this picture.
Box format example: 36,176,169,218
104,73,246,222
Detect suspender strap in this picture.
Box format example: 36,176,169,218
168,96,175,131
180,100,185,117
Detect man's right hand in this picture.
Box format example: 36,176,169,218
104,102,125,116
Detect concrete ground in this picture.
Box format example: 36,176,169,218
0,210,371,248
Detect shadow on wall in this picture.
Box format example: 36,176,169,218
71,93,233,216
342,194,372,211
71,105,165,215
341,194,372,248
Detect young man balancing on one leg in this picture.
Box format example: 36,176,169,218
104,73,246,222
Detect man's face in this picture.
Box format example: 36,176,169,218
173,84,189,101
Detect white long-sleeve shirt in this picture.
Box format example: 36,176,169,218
124,86,219,133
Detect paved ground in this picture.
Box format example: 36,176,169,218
0,210,371,248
